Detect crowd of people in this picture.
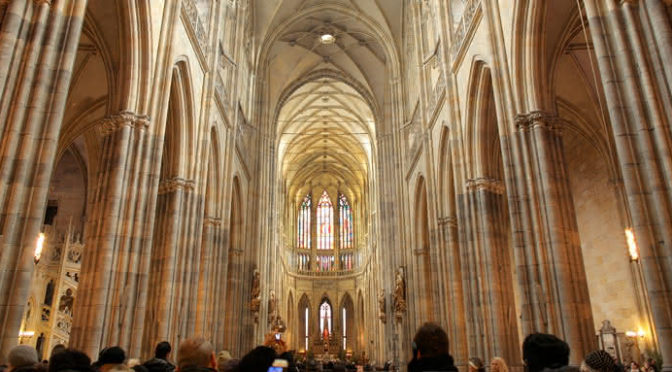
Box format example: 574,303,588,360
0,323,661,372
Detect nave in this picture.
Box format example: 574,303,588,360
1,1,672,371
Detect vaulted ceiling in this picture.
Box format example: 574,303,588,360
256,0,403,201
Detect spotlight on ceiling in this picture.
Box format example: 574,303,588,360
320,33,336,45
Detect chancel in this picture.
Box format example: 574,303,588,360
1,1,672,371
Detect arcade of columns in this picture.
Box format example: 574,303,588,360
0,1,672,371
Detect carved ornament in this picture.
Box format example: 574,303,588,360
99,111,150,136
466,177,505,195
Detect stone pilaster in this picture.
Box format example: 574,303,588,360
0,0,87,359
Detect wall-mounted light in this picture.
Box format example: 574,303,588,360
34,233,45,264
19,330,34,337
625,228,639,261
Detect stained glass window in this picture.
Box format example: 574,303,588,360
317,191,333,250
320,300,332,336
339,194,353,249
340,253,353,270
297,195,311,249
298,253,310,271
316,255,334,271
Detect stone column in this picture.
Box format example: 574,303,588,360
437,215,468,367
585,1,672,368
69,112,154,358
463,178,520,365
509,111,594,363
0,0,87,358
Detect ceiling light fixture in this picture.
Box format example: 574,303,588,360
320,33,336,44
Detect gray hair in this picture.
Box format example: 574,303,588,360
8,345,39,369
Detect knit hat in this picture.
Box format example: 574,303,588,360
584,350,616,372
98,347,126,365
8,345,39,368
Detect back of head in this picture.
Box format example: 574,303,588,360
8,345,39,369
48,349,92,372
155,342,171,360
413,323,450,358
583,350,616,372
50,346,67,359
98,347,126,366
177,338,214,369
237,347,276,372
523,333,570,372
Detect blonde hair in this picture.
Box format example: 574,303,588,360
490,357,509,372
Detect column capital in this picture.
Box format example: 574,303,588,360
515,110,562,133
438,216,458,227
466,177,505,194
99,111,150,136
203,216,222,227
158,177,195,195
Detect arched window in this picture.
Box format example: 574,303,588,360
319,300,332,336
317,191,333,250
304,306,309,351
297,195,311,249
339,194,353,249
342,307,347,349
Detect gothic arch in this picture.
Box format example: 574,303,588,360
413,175,436,322
298,293,311,352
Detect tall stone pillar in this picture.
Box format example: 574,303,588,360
585,1,672,368
462,178,520,366
0,0,87,359
69,112,155,359
509,111,594,363
437,215,468,367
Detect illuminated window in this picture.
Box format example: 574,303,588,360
342,307,347,349
297,195,311,249
316,255,334,272
340,253,353,270
339,194,353,249
317,191,333,250
319,300,332,336
304,306,309,351
298,253,310,271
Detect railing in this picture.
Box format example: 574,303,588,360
451,0,482,59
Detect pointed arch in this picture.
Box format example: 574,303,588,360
414,176,435,322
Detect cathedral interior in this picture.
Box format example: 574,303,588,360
1,0,672,370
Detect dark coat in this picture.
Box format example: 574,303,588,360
407,354,458,372
142,359,175,372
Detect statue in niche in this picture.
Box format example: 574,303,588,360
67,247,81,264
378,291,386,323
250,270,261,320
44,280,55,306
58,288,74,315
393,267,407,316
267,290,277,324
